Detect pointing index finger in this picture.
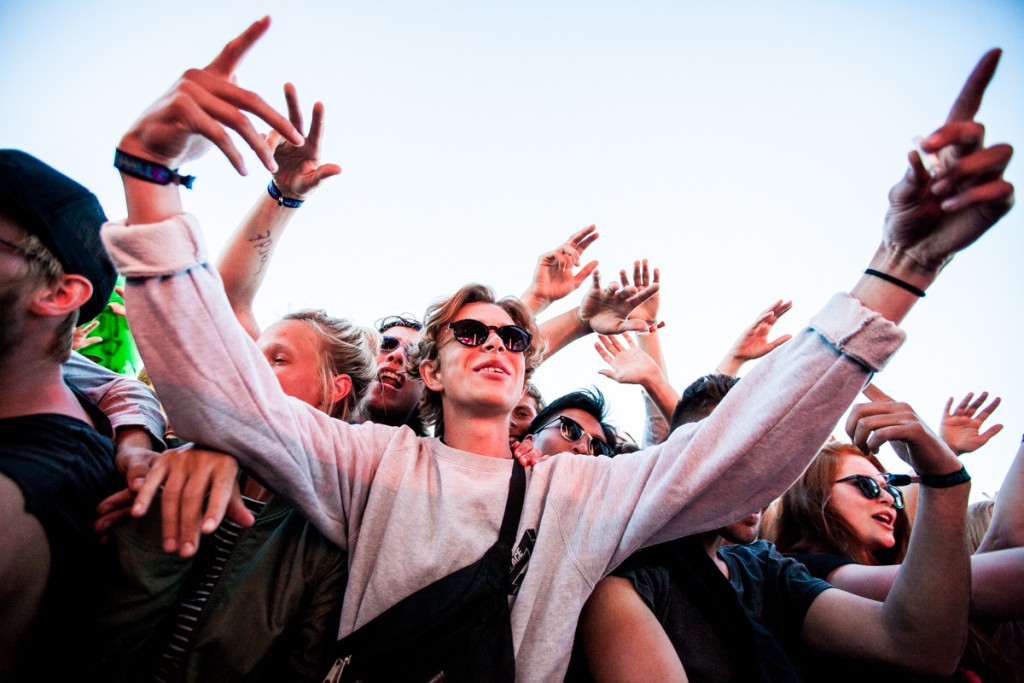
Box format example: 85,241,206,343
861,383,894,403
946,48,1002,124
206,16,271,77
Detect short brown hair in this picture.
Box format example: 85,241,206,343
769,442,909,566
408,284,544,436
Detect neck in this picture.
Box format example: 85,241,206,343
700,531,730,579
441,407,513,458
0,352,90,423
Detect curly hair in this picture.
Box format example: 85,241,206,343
770,441,910,566
407,284,544,437
282,309,380,421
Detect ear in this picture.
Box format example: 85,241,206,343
331,373,353,405
28,274,92,318
419,358,444,393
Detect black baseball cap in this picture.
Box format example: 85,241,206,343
0,150,116,321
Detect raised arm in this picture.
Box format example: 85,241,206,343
715,299,793,376
595,332,679,423
940,391,1003,456
215,83,341,340
801,400,970,677
848,49,1013,325
977,437,1024,553
519,225,599,316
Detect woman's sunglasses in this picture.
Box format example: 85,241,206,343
835,473,905,510
536,415,613,457
448,319,532,353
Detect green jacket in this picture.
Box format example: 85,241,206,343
97,493,346,682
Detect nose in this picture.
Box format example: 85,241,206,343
482,329,506,351
878,486,897,507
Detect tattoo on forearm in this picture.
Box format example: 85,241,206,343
248,230,273,278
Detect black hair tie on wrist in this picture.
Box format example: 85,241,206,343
864,269,926,297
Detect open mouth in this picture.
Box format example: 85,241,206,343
378,370,405,389
872,511,895,528
477,365,509,375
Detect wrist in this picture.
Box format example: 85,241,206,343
868,243,942,293
519,288,548,314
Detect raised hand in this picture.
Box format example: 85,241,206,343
595,333,662,386
579,269,660,335
512,440,550,468
716,299,793,376
267,83,341,199
72,320,102,351
941,391,1003,456
622,260,661,325
118,17,303,176
846,400,960,477
881,49,1014,278
521,225,600,314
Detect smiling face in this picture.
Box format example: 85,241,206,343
829,454,899,554
257,319,325,409
366,324,424,425
422,301,526,421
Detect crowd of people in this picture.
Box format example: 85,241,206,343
1,17,1020,683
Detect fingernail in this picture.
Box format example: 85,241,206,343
97,519,110,532
202,518,216,533
182,542,195,556
131,477,145,489
940,197,961,212
164,538,178,552
132,503,145,515
269,161,279,173
930,179,950,195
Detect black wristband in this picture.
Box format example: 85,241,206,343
864,269,926,297
267,181,304,208
918,465,971,489
114,149,194,189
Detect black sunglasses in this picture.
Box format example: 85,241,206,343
536,415,613,457
835,474,905,510
448,319,532,353
380,335,417,354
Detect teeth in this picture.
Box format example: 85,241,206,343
379,370,403,387
480,366,507,374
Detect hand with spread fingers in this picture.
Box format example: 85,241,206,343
881,49,1015,283
595,333,663,387
579,268,660,335
716,300,793,376
118,16,303,177
521,225,600,315
940,391,1003,456
126,444,253,558
72,320,102,351
267,82,341,200
622,260,660,326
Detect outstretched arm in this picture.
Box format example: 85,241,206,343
848,49,1013,325
519,225,599,316
215,83,341,340
802,400,970,677
715,299,793,376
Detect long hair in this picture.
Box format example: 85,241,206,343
281,309,379,421
771,442,909,566
407,283,544,437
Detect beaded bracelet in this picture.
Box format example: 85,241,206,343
114,149,195,189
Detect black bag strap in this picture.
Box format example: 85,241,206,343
497,460,526,550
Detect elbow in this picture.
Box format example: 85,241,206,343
899,629,967,678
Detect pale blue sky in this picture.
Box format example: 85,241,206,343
2,0,1021,498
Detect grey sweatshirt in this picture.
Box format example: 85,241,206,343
103,214,905,682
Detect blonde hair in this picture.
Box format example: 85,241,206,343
965,499,995,555
407,284,545,436
3,222,78,361
282,309,379,421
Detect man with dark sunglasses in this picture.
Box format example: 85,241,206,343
522,388,617,458
365,315,427,435
102,26,1008,681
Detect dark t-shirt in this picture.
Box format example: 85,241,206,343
0,387,120,680
604,538,832,682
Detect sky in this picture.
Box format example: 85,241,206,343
1,0,1021,500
